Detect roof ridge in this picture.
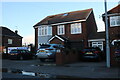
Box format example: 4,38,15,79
48,8,93,17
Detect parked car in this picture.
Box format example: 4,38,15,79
36,44,64,62
81,47,103,61
8,49,34,60
114,48,120,61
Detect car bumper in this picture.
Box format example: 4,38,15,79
83,55,99,59
36,53,55,59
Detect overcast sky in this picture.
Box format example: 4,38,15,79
1,1,119,45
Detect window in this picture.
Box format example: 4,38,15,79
110,16,120,27
38,25,52,36
62,13,68,16
71,23,82,34
8,39,12,44
57,25,65,35
92,42,103,51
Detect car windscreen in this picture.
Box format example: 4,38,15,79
39,45,51,49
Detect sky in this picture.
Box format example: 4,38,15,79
1,0,119,45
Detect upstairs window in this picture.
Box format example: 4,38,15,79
38,26,52,36
71,23,82,34
57,25,65,35
8,39,12,44
110,16,120,27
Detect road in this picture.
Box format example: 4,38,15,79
1,59,120,80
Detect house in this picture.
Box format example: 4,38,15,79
33,8,98,50
102,4,120,47
0,26,23,53
102,4,120,65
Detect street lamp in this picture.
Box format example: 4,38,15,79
104,0,110,68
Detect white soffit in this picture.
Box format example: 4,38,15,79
48,35,64,42
88,39,105,42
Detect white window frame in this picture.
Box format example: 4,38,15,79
110,16,120,27
8,39,12,44
38,25,52,36
92,42,103,51
57,25,65,35
47,26,52,35
71,23,82,34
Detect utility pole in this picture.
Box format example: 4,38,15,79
104,0,110,68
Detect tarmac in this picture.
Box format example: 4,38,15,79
1,59,120,80
61,61,120,79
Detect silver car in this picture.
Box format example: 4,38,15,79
36,44,64,62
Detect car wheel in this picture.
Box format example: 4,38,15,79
32,55,37,59
20,56,23,60
40,58,45,62
53,58,56,62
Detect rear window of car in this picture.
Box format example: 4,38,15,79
83,48,100,51
10,49,30,53
83,49,96,52
39,45,51,48
10,50,18,53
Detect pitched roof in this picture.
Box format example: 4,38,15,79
107,4,120,14
88,31,105,40
34,8,93,27
0,27,23,38
102,4,120,16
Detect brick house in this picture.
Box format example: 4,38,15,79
102,4,120,47
33,8,98,50
0,26,23,53
102,4,120,65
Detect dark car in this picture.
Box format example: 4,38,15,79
8,49,34,60
81,47,103,61
114,48,120,61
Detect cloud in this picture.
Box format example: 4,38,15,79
96,19,105,32
22,34,34,45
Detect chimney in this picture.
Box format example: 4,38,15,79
15,30,18,34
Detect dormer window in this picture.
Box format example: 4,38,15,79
62,13,68,16
110,16,120,27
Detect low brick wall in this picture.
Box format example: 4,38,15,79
56,49,79,65
110,47,120,67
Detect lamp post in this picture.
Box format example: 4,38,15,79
104,0,110,68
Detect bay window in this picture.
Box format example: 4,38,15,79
38,25,52,36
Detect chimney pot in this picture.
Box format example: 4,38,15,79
15,30,18,34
